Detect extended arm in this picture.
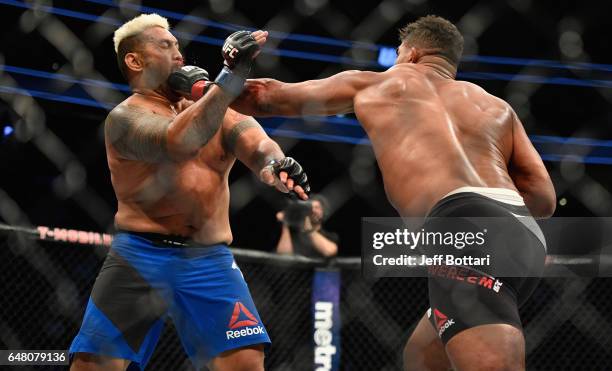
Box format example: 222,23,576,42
508,112,556,218
231,70,381,117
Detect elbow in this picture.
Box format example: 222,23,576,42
165,137,199,162
276,243,292,255
537,198,556,219
165,118,221,162
544,193,557,218
539,181,557,218
322,242,338,257
527,186,556,219
514,170,556,218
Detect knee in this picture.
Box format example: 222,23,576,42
404,338,453,371
70,353,129,371
446,326,524,371
70,353,98,371
403,340,427,371
235,346,264,371
468,351,524,371
233,355,264,371
209,346,264,371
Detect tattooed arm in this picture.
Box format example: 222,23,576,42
105,85,233,162
222,108,283,174
222,108,310,200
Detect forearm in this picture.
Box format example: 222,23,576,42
228,126,285,175
309,231,338,257
166,85,234,159
249,138,284,173
233,70,373,117
276,225,293,254
231,78,290,117
234,77,340,117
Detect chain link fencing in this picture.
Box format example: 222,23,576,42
1,230,611,370
1,3,612,369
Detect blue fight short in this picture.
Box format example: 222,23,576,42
69,231,270,370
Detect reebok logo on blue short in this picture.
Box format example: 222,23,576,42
69,231,271,370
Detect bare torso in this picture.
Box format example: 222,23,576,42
106,95,235,244
353,63,517,216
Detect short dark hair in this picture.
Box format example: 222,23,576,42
311,194,330,219
398,15,464,66
116,34,144,80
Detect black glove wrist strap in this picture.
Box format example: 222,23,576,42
213,66,245,97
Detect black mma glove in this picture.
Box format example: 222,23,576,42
221,30,260,73
167,65,211,100
269,157,311,195
214,30,260,97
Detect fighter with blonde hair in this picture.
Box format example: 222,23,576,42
69,14,309,371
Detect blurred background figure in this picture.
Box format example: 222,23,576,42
276,194,338,257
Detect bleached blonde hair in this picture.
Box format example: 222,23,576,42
113,13,170,54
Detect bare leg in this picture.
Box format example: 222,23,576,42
403,313,452,371
445,324,525,371
208,345,264,371
70,353,131,371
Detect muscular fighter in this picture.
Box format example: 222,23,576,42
69,14,309,371
233,15,555,371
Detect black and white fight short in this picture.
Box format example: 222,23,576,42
424,187,546,344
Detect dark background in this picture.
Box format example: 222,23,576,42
1,0,612,256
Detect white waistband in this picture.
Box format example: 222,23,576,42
443,186,525,206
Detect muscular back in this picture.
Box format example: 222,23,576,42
235,60,554,217
353,64,517,216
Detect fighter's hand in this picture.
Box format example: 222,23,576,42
167,65,211,100
260,157,310,200
221,30,266,75
250,30,268,59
